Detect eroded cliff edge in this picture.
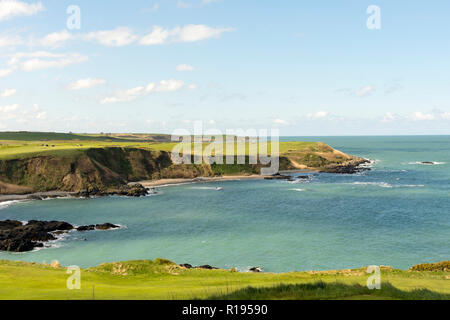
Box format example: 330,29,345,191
0,145,368,195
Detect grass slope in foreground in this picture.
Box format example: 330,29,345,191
0,259,448,300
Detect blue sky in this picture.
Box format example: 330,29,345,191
0,0,449,135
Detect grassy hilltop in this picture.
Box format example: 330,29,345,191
0,259,448,300
0,132,366,194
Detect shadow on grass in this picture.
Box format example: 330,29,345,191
205,281,450,300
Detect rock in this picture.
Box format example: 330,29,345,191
180,264,193,269
421,161,435,165
0,239,36,252
0,220,23,230
195,265,219,270
264,174,293,180
27,220,74,232
121,184,148,197
249,267,262,273
77,225,96,232
0,219,120,252
95,223,119,230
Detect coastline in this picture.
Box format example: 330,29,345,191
0,162,367,203
0,191,76,204
138,174,266,188
0,175,267,203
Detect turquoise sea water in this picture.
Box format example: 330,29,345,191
0,136,449,272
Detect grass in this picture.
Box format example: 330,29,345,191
0,259,448,300
0,133,335,162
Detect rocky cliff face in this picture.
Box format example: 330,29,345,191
0,147,367,195
0,148,193,194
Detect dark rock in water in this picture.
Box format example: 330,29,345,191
0,220,62,252
326,161,371,174
0,238,36,252
0,220,23,230
27,220,73,232
77,225,96,232
180,264,193,269
77,183,148,198
95,223,119,230
249,267,262,273
421,161,435,165
0,219,121,252
264,174,294,181
121,184,148,197
195,265,219,270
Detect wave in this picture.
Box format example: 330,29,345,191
290,188,306,192
408,161,446,165
0,200,22,210
350,182,424,188
352,181,393,188
190,187,224,191
358,159,380,169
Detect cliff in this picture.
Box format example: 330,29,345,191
0,145,367,195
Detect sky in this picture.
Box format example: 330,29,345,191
0,0,449,135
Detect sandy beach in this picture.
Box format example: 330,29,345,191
138,175,266,188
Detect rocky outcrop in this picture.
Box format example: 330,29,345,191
77,223,119,231
0,220,120,252
179,263,219,270
322,158,371,174
0,145,369,196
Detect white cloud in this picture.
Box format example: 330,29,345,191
0,104,19,112
8,51,88,72
67,78,106,90
140,24,234,45
187,84,197,89
101,79,185,104
140,26,170,45
0,88,16,97
306,111,329,119
355,85,375,97
441,112,450,120
202,0,220,4
176,64,195,71
177,1,192,8
86,27,138,47
142,3,159,13
273,118,288,125
0,35,23,47
38,30,72,47
381,112,398,123
411,112,435,121
0,68,15,77
0,0,44,21
153,79,184,92
35,111,46,119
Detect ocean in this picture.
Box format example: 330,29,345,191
0,136,449,272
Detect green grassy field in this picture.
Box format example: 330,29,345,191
0,259,448,300
0,132,340,162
